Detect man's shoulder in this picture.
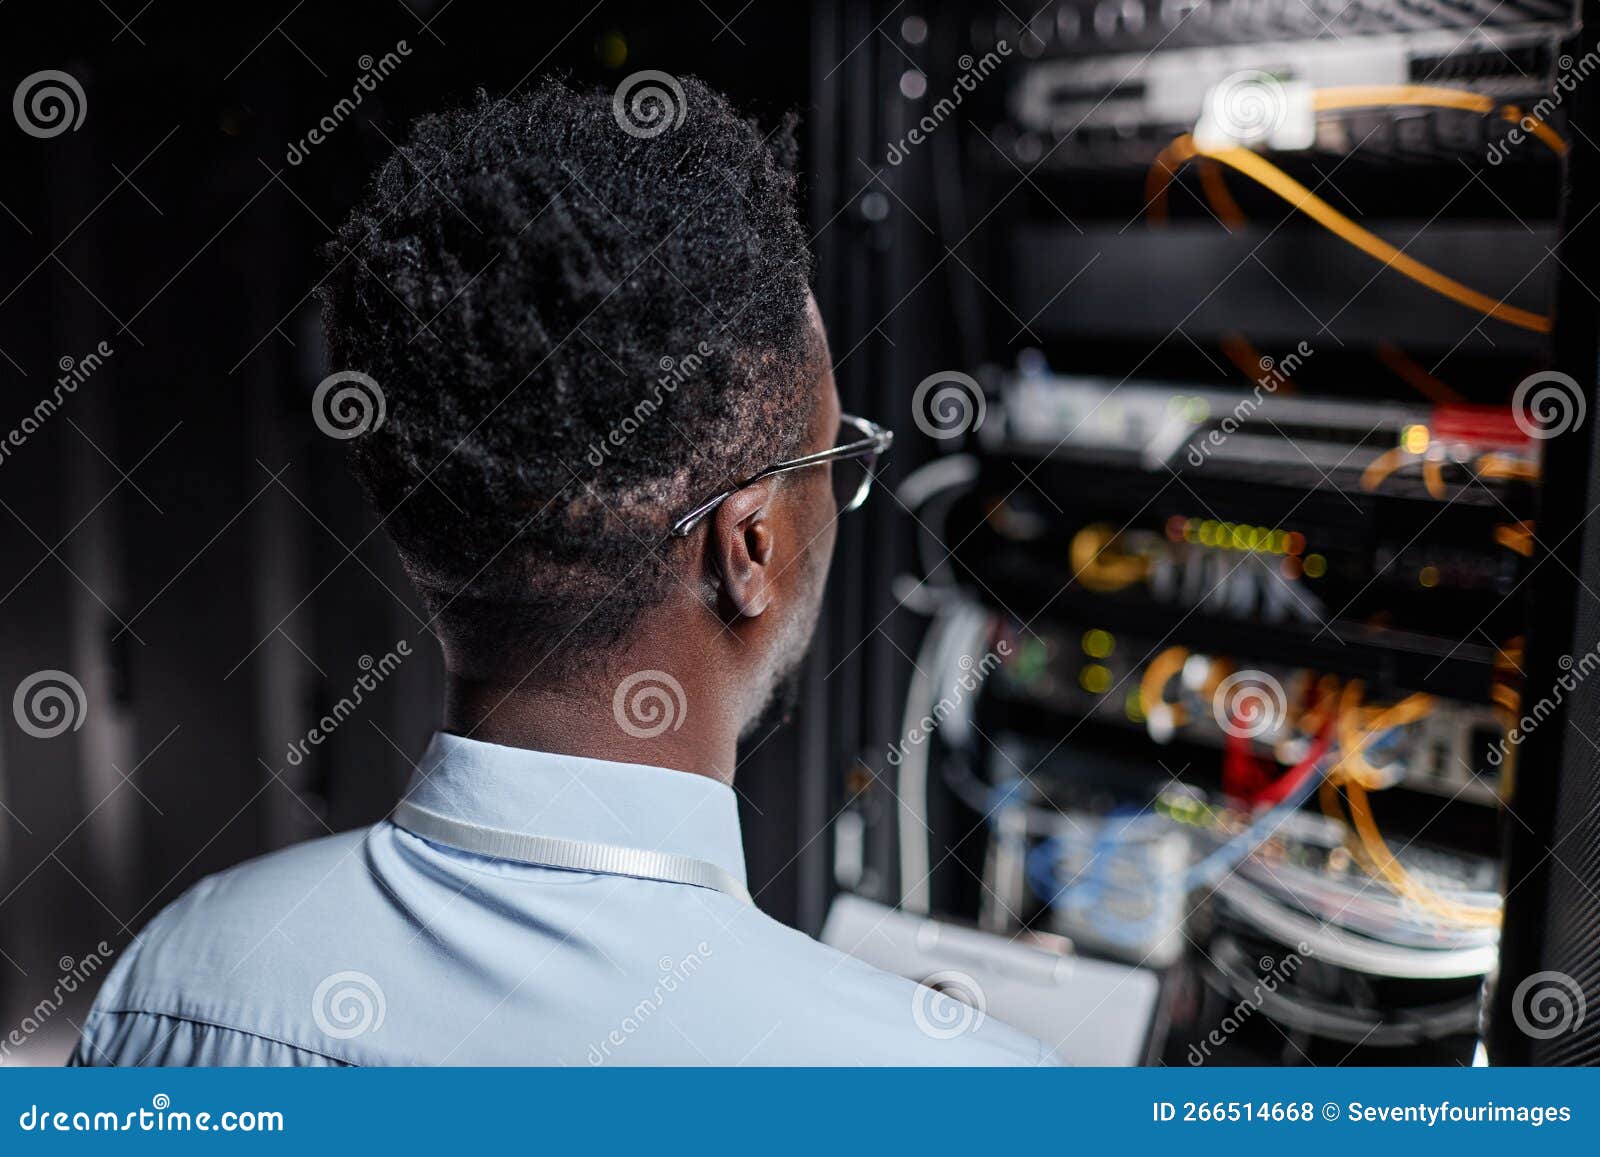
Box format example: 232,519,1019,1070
89,831,1050,1066
730,910,1049,1066
143,828,374,949
87,830,383,1050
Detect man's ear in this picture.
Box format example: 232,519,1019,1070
710,480,777,619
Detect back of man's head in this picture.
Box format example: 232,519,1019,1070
320,77,818,683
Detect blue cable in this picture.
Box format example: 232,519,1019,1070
1027,808,1177,947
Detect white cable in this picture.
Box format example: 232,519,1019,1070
895,455,979,593
1212,874,1498,979
897,611,947,913
897,601,993,913
896,454,978,510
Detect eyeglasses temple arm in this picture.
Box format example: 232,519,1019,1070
669,418,893,537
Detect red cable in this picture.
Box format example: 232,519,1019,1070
1253,722,1335,808
1223,723,1274,803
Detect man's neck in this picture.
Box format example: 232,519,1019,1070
443,673,740,784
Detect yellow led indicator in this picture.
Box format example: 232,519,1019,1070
1402,424,1430,455
1168,513,1323,564
1303,553,1328,578
1181,518,1303,554
1079,664,1112,694
1419,565,1440,588
1082,629,1114,658
1125,688,1145,722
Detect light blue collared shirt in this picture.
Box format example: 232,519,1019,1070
72,734,1049,1066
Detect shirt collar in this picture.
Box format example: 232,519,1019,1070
398,732,747,887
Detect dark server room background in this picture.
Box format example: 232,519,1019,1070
7,0,1600,1067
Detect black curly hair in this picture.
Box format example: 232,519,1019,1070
320,77,819,680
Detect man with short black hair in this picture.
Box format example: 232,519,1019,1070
72,78,1047,1066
